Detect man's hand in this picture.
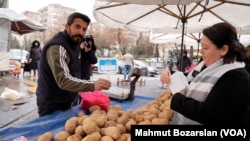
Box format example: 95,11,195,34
94,78,111,90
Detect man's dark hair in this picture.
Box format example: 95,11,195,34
183,50,188,54
67,12,91,26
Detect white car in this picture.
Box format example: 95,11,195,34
118,60,159,77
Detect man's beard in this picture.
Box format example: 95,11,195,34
69,29,83,44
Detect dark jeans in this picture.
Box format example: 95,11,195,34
124,65,132,80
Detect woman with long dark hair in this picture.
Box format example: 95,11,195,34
166,22,250,125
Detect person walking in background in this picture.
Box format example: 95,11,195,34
72,34,98,105
163,22,250,125
36,12,111,116
122,52,134,80
29,40,42,75
168,58,174,73
176,49,191,74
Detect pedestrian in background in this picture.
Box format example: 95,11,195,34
122,52,134,80
176,50,191,74
72,34,98,106
29,40,42,75
168,58,174,74
36,12,111,116
164,22,250,125
80,34,97,80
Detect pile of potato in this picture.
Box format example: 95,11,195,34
38,89,173,141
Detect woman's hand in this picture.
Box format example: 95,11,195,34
80,42,91,52
160,69,171,84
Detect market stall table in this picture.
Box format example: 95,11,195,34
0,95,153,141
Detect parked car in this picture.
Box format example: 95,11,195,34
134,60,159,77
117,60,159,77
117,60,125,74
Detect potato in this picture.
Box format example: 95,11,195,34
72,134,82,140
144,114,157,121
78,115,87,126
78,111,86,117
104,120,117,127
89,105,101,113
100,127,106,136
138,120,151,125
65,117,78,134
134,114,144,123
67,135,81,141
38,131,53,141
117,113,129,125
116,124,126,134
55,131,70,141
75,125,85,136
158,110,173,120
112,104,122,110
107,109,119,121
101,136,114,141
104,126,121,140
117,134,127,141
125,119,137,131
82,120,98,135
151,118,169,125
81,132,101,141
91,115,107,127
125,109,134,118
148,107,160,115
91,109,106,115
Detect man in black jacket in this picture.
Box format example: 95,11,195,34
36,12,111,116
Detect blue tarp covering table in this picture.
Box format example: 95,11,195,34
0,96,153,141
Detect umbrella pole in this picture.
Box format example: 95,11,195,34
180,5,187,72
196,33,201,59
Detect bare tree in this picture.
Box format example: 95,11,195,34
117,29,138,56
136,32,154,58
11,35,20,49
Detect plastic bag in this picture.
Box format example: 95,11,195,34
169,71,188,95
80,91,110,111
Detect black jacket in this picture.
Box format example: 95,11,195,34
177,56,191,72
171,68,250,125
36,30,83,116
80,50,97,80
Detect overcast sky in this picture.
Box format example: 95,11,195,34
8,0,96,20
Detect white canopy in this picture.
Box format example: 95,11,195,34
150,32,201,46
0,8,46,71
96,0,203,5
150,32,250,46
93,0,250,34
0,8,47,35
